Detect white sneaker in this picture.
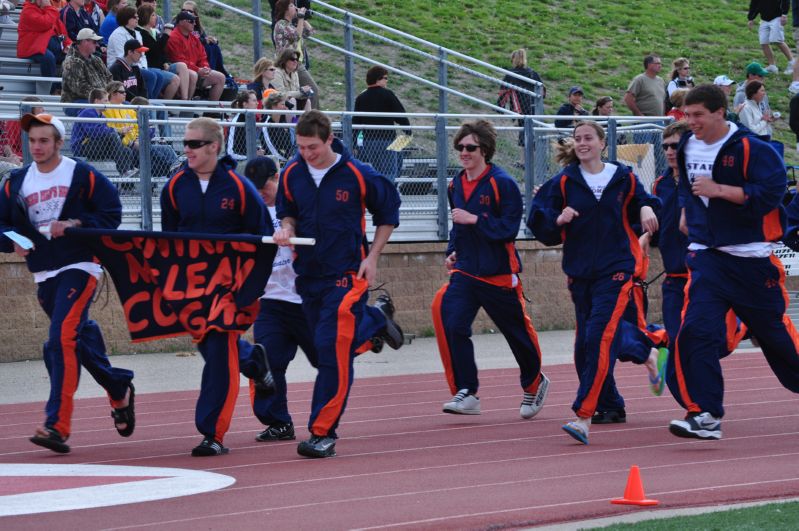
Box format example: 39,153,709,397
766,64,779,74
520,373,550,419
785,60,796,74
442,389,480,415
668,411,722,440
789,81,799,94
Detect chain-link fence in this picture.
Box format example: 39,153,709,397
8,101,669,239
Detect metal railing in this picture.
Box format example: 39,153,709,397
2,100,668,240
205,0,544,116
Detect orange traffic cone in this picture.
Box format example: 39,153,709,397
611,465,659,506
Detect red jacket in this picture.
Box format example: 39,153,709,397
166,29,209,72
17,2,72,58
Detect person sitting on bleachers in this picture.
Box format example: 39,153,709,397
17,0,72,81
227,90,265,169
127,96,177,177
135,0,162,32
272,0,318,109
178,1,232,82
60,0,101,44
84,0,104,29
247,57,278,101
99,0,123,42
71,87,137,177
61,28,112,116
262,90,293,162
271,48,312,112
138,7,194,100
109,39,148,101
166,10,225,101
108,5,179,100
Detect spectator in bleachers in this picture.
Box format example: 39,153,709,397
714,75,740,122
102,80,138,147
109,38,148,100
268,0,310,46
166,10,225,101
179,1,232,81
666,89,688,121
84,0,103,29
17,0,72,81
353,65,411,183
227,90,265,169
126,96,177,176
262,90,294,161
99,0,124,42
248,58,278,99
60,0,101,44
666,57,695,96
554,86,589,128
108,6,179,100
739,80,774,139
61,28,111,116
273,0,319,109
135,0,162,31
0,97,44,166
138,6,193,100
272,48,312,112
71,88,137,176
734,62,772,115
591,96,614,116
624,54,666,116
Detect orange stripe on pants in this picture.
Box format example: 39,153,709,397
431,282,457,395
53,277,97,438
214,332,241,443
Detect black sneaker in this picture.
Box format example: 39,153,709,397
592,409,627,424
669,412,722,440
369,336,385,353
255,422,295,441
30,427,70,454
252,344,275,397
373,292,404,350
297,435,336,458
191,436,230,456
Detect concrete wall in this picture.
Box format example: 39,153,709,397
3,243,796,363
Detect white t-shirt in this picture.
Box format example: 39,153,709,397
580,162,617,200
20,157,103,283
685,123,776,258
308,154,341,187
263,205,301,304
199,179,210,193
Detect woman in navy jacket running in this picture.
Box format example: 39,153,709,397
528,121,662,445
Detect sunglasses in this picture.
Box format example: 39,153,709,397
267,67,276,71
455,143,480,153
183,139,214,149
662,142,680,151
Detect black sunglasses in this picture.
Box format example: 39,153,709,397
183,139,214,149
662,142,680,151
455,143,480,152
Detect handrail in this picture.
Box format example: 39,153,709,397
204,0,540,112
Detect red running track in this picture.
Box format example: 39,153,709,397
1,351,798,530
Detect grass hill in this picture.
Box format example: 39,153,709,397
184,0,799,163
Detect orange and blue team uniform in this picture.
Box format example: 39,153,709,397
527,162,661,418
431,164,545,397
651,168,746,362
0,161,133,439
160,155,267,444
276,138,400,439
669,128,799,418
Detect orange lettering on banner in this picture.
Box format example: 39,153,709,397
173,238,185,257
208,293,236,326
156,238,173,258
102,236,133,252
152,289,177,327
205,257,233,295
123,291,150,332
125,253,154,283
185,262,208,298
163,265,186,299
232,258,255,290
230,241,257,252
189,239,221,259
179,301,206,336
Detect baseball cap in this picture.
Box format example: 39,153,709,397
569,86,584,96
713,75,736,86
124,39,148,54
76,28,103,41
175,11,196,23
745,62,769,77
244,156,279,189
20,113,66,138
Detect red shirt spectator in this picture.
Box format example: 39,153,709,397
165,11,208,72
17,0,73,59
